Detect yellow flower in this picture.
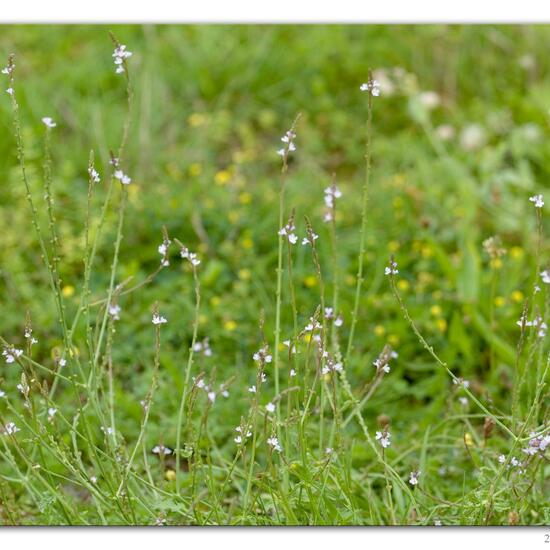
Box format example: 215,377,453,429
388,334,400,346
239,192,252,205
215,170,232,186
388,240,400,252
510,246,524,260
188,113,206,127
421,244,433,258
304,275,317,288
241,237,254,250
62,285,75,298
494,296,506,307
397,279,410,291
210,296,221,307
224,320,237,332
511,290,524,303
374,325,385,337
464,433,474,447
238,268,251,280
164,469,176,481
436,318,447,332
189,163,202,177
490,258,503,270
430,305,442,317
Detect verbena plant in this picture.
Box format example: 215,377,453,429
0,34,548,526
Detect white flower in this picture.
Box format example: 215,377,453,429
408,470,421,486
498,454,506,464
4,422,20,435
1,64,14,75
59,358,67,367
418,91,440,110
41,117,56,128
158,239,171,267
529,194,544,208
234,435,243,444
302,233,318,246
253,345,272,364
360,79,381,96
47,407,57,420
112,45,132,74
326,447,333,455
88,167,100,183
2,348,23,364
265,402,276,413
101,426,114,436
267,436,282,452
248,385,256,394
385,260,398,276
108,304,121,320
152,445,173,456
541,270,550,284
6,87,14,96
152,314,167,325
90,475,98,484
375,430,391,448
289,369,296,377
0,390,5,398
114,170,132,185
207,391,216,403
459,397,468,406
334,315,343,327
180,246,201,266
278,129,296,157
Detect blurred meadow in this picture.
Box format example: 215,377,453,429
0,25,548,525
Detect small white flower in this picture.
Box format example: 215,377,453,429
0,390,5,398
108,304,121,321
408,470,421,486
152,445,173,456
529,194,544,208
385,260,399,276
277,129,297,157
152,314,167,325
6,87,14,96
253,345,272,364
180,246,201,266
459,397,468,406
112,45,132,74
3,348,23,364
88,167,100,183
302,233,318,246
114,170,132,185
289,369,296,377
498,454,506,464
325,447,333,455
334,315,344,327
248,385,256,394
288,233,298,245
90,475,98,484
360,79,381,96
375,430,391,448
47,407,57,420
1,64,13,75
207,391,216,403
265,402,276,413
541,270,550,284
101,426,115,436
267,436,282,452
59,358,67,367
4,422,20,435
41,117,56,128
234,435,243,444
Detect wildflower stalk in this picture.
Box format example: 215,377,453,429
346,74,373,366
175,255,201,492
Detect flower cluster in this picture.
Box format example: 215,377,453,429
158,238,171,267
384,260,398,276
529,194,544,208
267,436,282,453
408,470,421,486
323,184,342,223
152,314,168,325
324,307,343,327
4,422,20,436
321,354,343,376
24,327,38,345
152,444,173,456
360,79,381,96
3,348,23,364
278,219,298,245
41,117,56,129
375,429,391,448
522,431,550,456
193,376,229,403
302,232,318,246
234,425,252,444
192,338,213,357
253,345,272,365
516,314,547,338
372,345,398,374
113,44,132,74
180,246,201,267
114,169,132,185
277,129,296,158
88,166,100,184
